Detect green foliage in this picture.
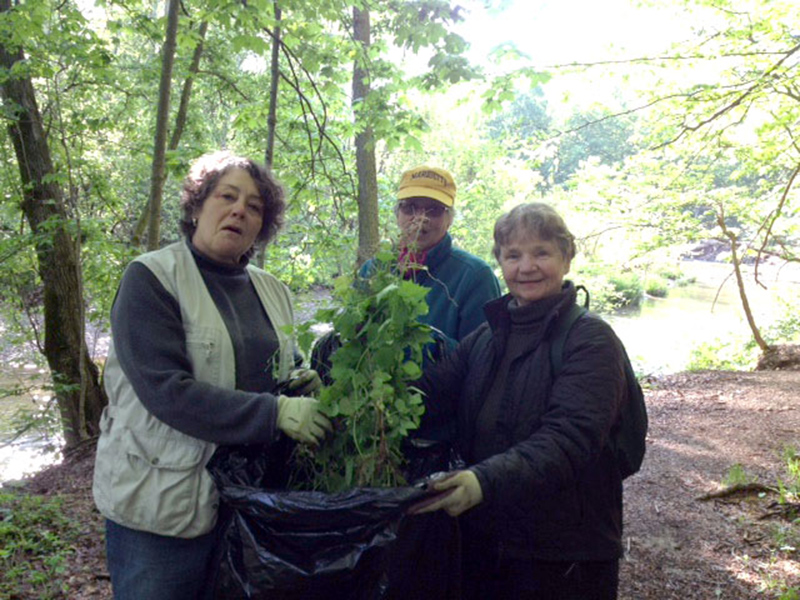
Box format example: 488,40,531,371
687,296,800,372
548,109,638,188
0,493,79,599
765,299,800,344
769,447,800,598
686,335,758,371
777,447,800,508
657,265,683,282
573,262,643,311
777,586,799,600
291,244,433,492
607,271,643,308
1,0,799,454
486,87,551,144
723,463,753,488
486,90,639,192
645,276,669,299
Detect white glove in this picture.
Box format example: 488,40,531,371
276,395,332,445
409,469,484,517
286,368,322,396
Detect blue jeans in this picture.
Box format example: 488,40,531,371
105,518,225,600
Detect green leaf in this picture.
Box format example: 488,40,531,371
401,361,421,379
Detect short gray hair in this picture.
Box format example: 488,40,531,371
492,203,576,261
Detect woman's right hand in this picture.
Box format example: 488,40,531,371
408,470,484,517
276,395,332,445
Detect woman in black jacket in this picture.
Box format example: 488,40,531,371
411,202,627,599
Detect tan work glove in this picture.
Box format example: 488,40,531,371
408,469,484,517
276,395,332,445
286,368,322,396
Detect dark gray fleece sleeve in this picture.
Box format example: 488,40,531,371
110,262,280,445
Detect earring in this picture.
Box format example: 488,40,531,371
192,217,198,227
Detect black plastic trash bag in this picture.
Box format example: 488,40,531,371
207,447,431,600
384,439,465,600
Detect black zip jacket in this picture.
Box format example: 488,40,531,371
417,282,627,561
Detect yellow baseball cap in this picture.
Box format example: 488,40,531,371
397,165,456,207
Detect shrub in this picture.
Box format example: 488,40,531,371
645,276,669,298
607,271,643,308
657,265,682,281
686,336,758,371
572,263,642,312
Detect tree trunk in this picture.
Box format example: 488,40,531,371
265,3,281,170
0,0,107,447
132,20,208,246
715,203,770,352
256,2,282,269
168,21,208,153
145,0,181,251
352,6,379,267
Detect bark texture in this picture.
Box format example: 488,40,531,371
0,0,107,446
145,0,181,251
352,6,379,267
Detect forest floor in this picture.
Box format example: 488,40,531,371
6,368,800,599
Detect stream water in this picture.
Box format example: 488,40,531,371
2,259,799,483
606,260,800,375
0,364,62,484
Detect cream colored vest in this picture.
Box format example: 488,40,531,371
93,242,294,538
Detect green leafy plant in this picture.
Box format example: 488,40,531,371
687,336,759,371
723,463,753,487
0,493,77,599
644,276,669,298
777,588,799,600
765,300,800,344
777,447,800,508
657,265,682,281
291,244,434,492
572,263,643,311
608,271,644,308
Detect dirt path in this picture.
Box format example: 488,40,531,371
13,370,800,599
621,370,800,599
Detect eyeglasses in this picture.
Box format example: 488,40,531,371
397,201,450,218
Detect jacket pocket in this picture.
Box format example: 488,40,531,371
185,326,223,385
109,428,211,536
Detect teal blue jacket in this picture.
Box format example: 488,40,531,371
360,234,501,346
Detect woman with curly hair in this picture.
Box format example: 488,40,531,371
93,151,330,599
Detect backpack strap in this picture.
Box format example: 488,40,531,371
548,289,648,479
550,302,588,377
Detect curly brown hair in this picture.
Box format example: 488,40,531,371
179,151,286,252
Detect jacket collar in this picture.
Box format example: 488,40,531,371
423,233,452,270
484,281,578,338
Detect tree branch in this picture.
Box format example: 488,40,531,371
754,161,800,286
653,43,800,150
195,68,251,100
543,48,794,71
